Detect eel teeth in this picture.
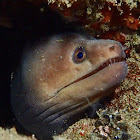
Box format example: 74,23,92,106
100,57,124,70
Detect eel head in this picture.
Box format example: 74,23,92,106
11,33,127,139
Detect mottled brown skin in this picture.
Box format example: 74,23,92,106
11,33,127,140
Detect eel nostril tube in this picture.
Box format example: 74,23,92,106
109,46,115,51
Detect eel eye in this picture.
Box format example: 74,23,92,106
73,47,86,63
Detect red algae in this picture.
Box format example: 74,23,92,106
45,0,140,44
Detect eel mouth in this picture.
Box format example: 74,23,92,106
56,56,125,94
43,57,125,122
70,57,125,85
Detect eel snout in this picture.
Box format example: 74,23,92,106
11,34,127,140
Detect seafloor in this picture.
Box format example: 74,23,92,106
0,0,139,140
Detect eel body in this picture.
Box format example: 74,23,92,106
11,33,127,140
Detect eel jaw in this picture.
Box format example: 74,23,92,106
54,56,127,112
61,56,125,90
39,60,127,128
51,60,127,122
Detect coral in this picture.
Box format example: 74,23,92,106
0,127,37,140
46,0,140,43
47,0,78,8
3,0,138,44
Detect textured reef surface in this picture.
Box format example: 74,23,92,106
0,0,139,140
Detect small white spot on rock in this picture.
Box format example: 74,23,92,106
117,127,120,130
115,110,119,114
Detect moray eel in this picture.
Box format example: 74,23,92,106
11,33,127,140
